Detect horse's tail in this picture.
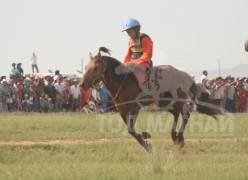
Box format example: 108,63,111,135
99,47,111,56
190,81,223,120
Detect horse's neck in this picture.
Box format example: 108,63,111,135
102,59,126,97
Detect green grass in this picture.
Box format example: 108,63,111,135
0,141,247,180
0,112,247,141
0,112,248,179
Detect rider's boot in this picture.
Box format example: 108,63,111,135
140,84,150,96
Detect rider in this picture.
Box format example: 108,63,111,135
122,18,153,95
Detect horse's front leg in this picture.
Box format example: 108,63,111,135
121,112,152,153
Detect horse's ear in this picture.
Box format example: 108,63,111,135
96,51,101,60
89,53,93,59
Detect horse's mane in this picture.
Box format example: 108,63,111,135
99,46,137,85
101,56,136,83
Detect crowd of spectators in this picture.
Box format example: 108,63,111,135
195,70,248,113
0,63,115,113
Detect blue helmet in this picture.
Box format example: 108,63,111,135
122,18,140,32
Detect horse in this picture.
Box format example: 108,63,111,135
79,47,221,152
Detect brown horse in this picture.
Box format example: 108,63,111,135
79,47,221,152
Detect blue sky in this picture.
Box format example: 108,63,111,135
0,0,248,77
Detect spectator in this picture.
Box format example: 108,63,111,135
33,96,40,112
22,94,29,112
70,80,80,111
99,83,109,112
39,92,46,112
1,79,13,112
200,70,208,83
31,52,39,73
225,77,236,112
211,77,225,107
28,92,34,112
33,75,45,101
23,79,31,95
15,81,23,111
239,83,247,112
62,80,71,112
17,63,24,75
45,98,54,112
198,78,211,102
9,63,20,78
44,75,51,86
44,77,57,105
54,76,64,111
244,78,248,112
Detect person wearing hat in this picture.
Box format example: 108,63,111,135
17,63,24,75
122,18,153,95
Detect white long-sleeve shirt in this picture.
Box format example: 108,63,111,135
31,56,37,65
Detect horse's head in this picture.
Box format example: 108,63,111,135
79,47,110,90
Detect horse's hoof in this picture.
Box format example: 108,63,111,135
178,140,184,150
142,132,151,139
145,143,152,153
177,135,184,150
172,136,178,145
171,132,177,145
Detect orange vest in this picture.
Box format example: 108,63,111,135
123,33,153,65
129,34,148,59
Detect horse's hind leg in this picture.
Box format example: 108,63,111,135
121,112,152,153
168,109,180,144
178,104,190,149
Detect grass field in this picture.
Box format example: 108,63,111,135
0,112,248,179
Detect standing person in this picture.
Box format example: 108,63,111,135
200,70,208,83
31,52,39,73
54,77,64,111
244,78,248,112
62,80,71,112
70,80,80,111
239,83,247,112
122,18,153,95
44,77,57,105
99,83,109,112
225,77,236,113
2,79,12,112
